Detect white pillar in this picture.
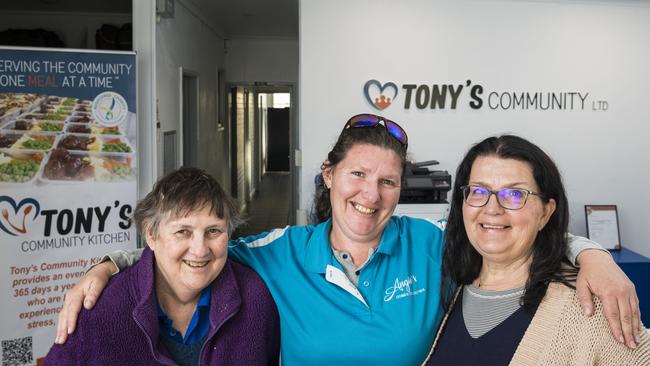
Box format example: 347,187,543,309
133,0,158,198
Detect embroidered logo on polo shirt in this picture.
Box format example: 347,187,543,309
383,275,425,302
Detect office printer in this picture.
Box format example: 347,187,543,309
398,160,451,204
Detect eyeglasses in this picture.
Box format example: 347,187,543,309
344,114,408,148
460,184,545,210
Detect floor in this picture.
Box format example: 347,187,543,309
235,172,291,238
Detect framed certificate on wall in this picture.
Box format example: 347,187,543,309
585,205,621,250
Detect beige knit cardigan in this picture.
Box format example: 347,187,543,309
422,282,650,365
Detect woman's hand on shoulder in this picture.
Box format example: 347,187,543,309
55,260,117,344
575,249,642,349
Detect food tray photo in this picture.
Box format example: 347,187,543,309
66,113,95,123
40,148,135,183
66,113,95,124
38,110,71,122
0,108,21,124
39,101,75,115
19,112,46,120
0,130,59,152
64,123,122,136
73,103,92,113
1,120,65,133
0,93,46,123
0,150,45,186
55,133,134,155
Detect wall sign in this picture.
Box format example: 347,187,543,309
0,46,137,365
364,79,608,112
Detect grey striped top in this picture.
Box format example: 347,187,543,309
462,285,525,338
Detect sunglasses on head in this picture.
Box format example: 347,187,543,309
343,114,408,148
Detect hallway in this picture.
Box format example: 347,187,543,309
235,172,291,238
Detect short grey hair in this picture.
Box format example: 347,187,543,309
134,167,243,238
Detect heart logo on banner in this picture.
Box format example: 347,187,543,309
0,196,40,237
364,80,398,110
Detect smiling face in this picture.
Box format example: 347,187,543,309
146,205,229,302
323,143,402,248
462,155,556,265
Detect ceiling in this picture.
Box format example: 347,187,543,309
0,0,298,39
192,0,298,39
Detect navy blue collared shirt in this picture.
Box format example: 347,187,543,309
156,284,212,345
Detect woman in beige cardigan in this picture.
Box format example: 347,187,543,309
424,135,649,365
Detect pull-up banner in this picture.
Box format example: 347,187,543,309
0,47,137,366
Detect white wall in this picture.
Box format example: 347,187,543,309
0,10,131,49
155,0,230,191
225,37,298,83
300,0,650,256
134,0,157,200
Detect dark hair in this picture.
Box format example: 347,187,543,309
441,135,577,309
134,167,243,238
311,121,408,224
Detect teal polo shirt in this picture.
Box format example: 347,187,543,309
229,216,445,365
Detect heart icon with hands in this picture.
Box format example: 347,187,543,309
0,196,40,236
364,80,398,110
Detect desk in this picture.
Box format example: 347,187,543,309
611,248,650,326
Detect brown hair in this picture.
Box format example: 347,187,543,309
311,122,408,223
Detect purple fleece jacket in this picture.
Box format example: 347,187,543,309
45,247,280,365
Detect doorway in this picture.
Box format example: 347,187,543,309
228,85,296,235
266,104,291,172
181,69,199,167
